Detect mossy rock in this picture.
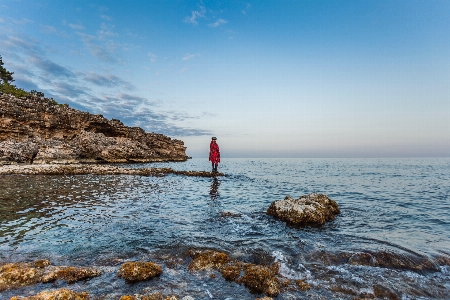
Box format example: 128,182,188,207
118,261,162,282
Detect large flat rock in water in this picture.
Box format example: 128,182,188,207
266,193,340,226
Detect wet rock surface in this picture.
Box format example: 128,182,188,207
266,193,340,225
119,294,182,300
0,93,189,164
188,250,284,297
0,164,224,177
188,250,230,271
118,261,162,282
0,260,101,291
10,288,89,300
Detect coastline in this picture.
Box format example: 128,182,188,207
0,163,223,177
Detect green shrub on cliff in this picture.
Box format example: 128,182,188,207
0,55,59,104
0,55,14,84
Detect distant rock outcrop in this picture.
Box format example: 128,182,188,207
266,193,340,226
0,93,189,164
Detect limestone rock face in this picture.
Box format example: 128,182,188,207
266,193,340,226
0,93,189,164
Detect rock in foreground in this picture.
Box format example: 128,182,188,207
10,288,89,300
0,260,101,291
118,261,162,282
266,193,340,226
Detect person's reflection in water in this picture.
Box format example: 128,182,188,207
209,177,220,201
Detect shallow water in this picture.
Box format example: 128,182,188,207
1,158,449,299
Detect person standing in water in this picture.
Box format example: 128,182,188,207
209,137,220,172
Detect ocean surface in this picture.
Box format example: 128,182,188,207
1,158,449,299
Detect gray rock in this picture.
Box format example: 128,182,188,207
266,193,340,225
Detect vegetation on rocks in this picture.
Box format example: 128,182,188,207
10,288,89,300
0,56,189,165
188,249,230,271
119,293,180,300
0,260,101,291
117,261,162,282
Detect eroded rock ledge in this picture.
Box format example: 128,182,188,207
0,93,189,165
0,164,224,177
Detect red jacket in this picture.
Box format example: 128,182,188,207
209,141,220,164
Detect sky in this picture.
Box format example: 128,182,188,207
0,0,449,158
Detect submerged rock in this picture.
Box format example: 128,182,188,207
118,261,162,282
296,279,312,291
218,211,242,218
238,263,281,297
119,293,166,300
188,249,281,297
10,288,89,300
40,266,101,283
188,250,230,271
266,193,340,226
0,260,101,291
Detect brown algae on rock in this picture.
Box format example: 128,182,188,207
266,193,340,226
118,261,162,282
119,293,166,300
10,288,89,300
188,249,230,271
0,261,45,291
188,249,282,297
40,266,101,284
0,260,101,291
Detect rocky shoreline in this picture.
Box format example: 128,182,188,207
0,164,224,177
0,93,189,164
2,248,448,300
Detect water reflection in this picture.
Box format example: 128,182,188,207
209,177,220,201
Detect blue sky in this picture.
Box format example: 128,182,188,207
1,0,449,157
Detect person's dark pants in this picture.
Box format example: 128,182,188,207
212,163,218,172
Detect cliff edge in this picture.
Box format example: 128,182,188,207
0,93,189,164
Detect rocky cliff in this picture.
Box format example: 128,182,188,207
0,93,189,164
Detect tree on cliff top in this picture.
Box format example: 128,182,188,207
0,55,14,84
0,55,32,97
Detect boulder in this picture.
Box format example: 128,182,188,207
0,260,101,291
118,261,162,282
266,193,340,226
188,249,230,271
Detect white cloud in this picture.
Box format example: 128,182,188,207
209,19,227,27
40,25,58,34
148,52,158,62
98,22,117,38
184,6,206,24
69,23,85,30
242,3,251,15
100,14,112,21
182,54,195,61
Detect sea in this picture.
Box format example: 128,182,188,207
0,158,449,299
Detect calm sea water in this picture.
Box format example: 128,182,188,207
1,158,449,299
